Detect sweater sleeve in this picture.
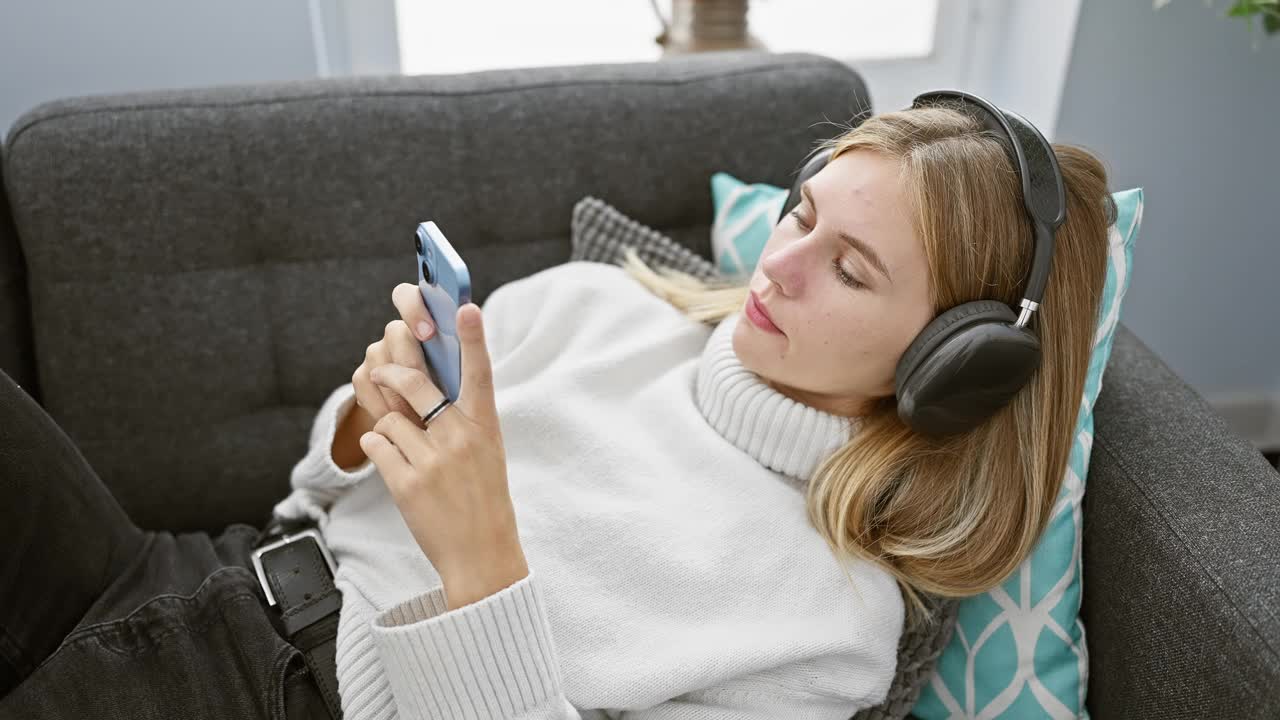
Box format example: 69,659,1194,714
369,569,894,720
271,382,381,526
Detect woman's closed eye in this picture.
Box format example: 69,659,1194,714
788,210,867,290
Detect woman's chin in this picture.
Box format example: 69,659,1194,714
732,326,782,376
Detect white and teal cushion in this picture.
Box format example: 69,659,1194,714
710,171,1145,719
710,172,791,279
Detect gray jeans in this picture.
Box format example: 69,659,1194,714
0,368,331,719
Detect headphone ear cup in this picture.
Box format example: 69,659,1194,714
895,301,1041,437
896,300,1014,385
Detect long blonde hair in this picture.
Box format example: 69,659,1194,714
617,106,1115,630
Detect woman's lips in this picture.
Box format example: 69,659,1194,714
746,291,783,335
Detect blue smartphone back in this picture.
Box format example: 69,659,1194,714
415,221,471,403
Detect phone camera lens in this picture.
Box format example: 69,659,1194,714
421,260,433,284
414,233,423,256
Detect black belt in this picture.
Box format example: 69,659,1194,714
251,513,344,719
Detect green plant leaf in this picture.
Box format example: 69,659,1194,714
1227,0,1257,18
1264,10,1280,32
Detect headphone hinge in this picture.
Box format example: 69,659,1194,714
1014,299,1039,329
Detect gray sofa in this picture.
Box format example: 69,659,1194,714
2,50,1277,718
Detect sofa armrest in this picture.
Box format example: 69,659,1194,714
0,148,37,402
1084,323,1280,718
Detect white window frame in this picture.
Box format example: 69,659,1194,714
308,0,401,77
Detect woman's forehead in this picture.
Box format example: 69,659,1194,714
811,153,913,238
814,150,904,205
813,151,926,286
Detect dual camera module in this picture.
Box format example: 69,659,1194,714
415,231,433,285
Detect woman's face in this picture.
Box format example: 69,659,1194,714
733,148,935,418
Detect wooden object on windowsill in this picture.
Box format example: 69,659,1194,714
652,0,768,55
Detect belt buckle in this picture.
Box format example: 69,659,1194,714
250,527,338,608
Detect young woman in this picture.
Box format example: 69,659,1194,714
0,98,1113,720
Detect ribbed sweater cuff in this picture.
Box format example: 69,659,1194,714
272,384,380,524
369,570,565,720
298,384,379,484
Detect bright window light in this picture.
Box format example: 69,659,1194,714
395,1,938,75
749,0,936,60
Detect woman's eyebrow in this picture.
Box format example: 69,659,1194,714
800,181,893,285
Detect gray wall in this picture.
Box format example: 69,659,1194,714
1055,1,1280,410
0,0,321,138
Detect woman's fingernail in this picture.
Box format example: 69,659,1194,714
417,321,433,340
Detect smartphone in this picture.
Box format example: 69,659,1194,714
415,221,472,403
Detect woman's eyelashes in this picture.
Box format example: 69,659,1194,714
788,210,867,290
831,259,866,290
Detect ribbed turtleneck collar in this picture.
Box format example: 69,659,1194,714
694,311,859,484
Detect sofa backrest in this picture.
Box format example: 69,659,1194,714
0,50,872,533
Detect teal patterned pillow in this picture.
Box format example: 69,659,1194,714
711,172,1145,719
710,172,791,278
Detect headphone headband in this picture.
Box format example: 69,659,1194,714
910,90,1066,325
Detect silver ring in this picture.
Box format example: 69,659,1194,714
421,397,452,427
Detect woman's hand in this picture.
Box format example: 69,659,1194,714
333,283,441,469
359,302,529,610
350,283,441,429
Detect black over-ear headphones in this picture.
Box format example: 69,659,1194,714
776,90,1067,437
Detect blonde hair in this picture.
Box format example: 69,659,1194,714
617,106,1115,631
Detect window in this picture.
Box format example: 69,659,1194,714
319,0,1077,139
747,0,936,61
394,0,939,75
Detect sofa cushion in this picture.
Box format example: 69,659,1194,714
570,196,719,281
709,171,792,278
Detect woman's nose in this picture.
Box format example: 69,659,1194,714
761,238,820,296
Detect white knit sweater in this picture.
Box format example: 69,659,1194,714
271,260,904,720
